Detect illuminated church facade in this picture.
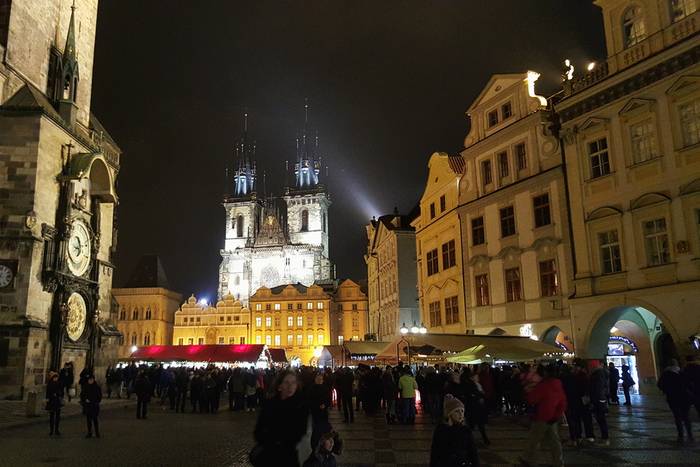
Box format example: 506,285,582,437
218,106,333,304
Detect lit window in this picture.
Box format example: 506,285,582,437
679,98,700,147
255,316,262,327
481,160,493,186
265,335,271,346
515,143,527,170
630,120,657,163
500,206,516,237
287,316,294,327
505,268,522,302
338,336,344,345
317,302,323,309
599,230,622,274
670,0,697,22
498,151,509,178
426,249,439,276
287,334,293,345
265,316,272,327
487,109,499,127
441,240,456,269
445,296,459,325
255,303,262,311
307,302,313,310
274,303,281,310
644,218,670,266
539,260,559,297
296,334,303,345
297,316,303,326
274,335,281,346
588,137,611,178
429,301,441,327
472,217,485,246
317,334,324,345
622,6,646,48
307,335,313,345
533,194,551,227
475,274,490,306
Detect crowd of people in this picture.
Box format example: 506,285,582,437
42,355,700,467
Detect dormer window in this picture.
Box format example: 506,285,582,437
501,102,513,120
623,6,646,48
670,0,696,23
487,109,499,128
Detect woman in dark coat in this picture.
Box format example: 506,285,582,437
251,370,309,467
46,371,63,436
658,359,694,443
308,372,332,450
80,374,102,438
464,371,490,446
430,394,480,467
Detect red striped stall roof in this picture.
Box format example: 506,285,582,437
267,348,288,363
129,344,265,363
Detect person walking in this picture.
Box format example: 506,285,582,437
80,374,102,438
338,368,354,423
430,394,480,467
134,370,152,419
45,371,64,436
519,365,567,467
398,367,418,425
658,359,694,444
588,360,610,446
464,370,490,446
621,364,635,406
250,370,310,467
381,366,398,424
608,362,620,405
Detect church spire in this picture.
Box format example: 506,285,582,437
56,0,80,126
293,99,321,190
231,110,256,198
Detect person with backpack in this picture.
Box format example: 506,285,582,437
620,364,635,406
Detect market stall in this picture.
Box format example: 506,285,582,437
126,344,271,367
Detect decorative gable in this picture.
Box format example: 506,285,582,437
666,75,700,97
618,98,655,116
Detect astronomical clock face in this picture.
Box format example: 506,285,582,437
0,264,13,288
66,292,87,342
67,220,91,277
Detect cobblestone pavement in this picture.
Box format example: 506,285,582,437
1,394,699,466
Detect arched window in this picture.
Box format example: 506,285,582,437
236,215,244,237
145,307,152,320
670,0,697,22
301,210,309,232
119,308,126,320
623,6,646,48
144,332,151,346
322,212,327,233
131,333,137,346
132,308,138,320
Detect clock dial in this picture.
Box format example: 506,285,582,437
0,264,13,288
66,220,91,277
65,292,87,342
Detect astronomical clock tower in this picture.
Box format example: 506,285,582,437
0,1,121,399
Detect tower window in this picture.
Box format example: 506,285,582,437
236,215,244,237
301,210,309,232
322,212,327,233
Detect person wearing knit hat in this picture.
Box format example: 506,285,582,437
429,394,480,467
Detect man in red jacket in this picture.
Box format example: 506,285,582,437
519,365,567,467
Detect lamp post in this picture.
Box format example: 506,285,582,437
396,321,427,366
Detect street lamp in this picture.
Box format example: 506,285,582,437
396,321,428,366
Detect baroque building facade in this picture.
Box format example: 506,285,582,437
0,0,120,398
218,108,332,306
249,283,332,365
173,294,251,346
113,256,182,358
412,152,469,335
554,0,700,390
365,211,420,341
331,279,369,345
457,72,575,350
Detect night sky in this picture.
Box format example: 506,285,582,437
91,1,605,300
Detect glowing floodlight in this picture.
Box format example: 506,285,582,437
526,71,548,107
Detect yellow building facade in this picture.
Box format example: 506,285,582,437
249,284,332,365
457,73,575,349
413,152,468,334
172,294,251,345
332,279,369,344
556,0,700,389
365,213,420,341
